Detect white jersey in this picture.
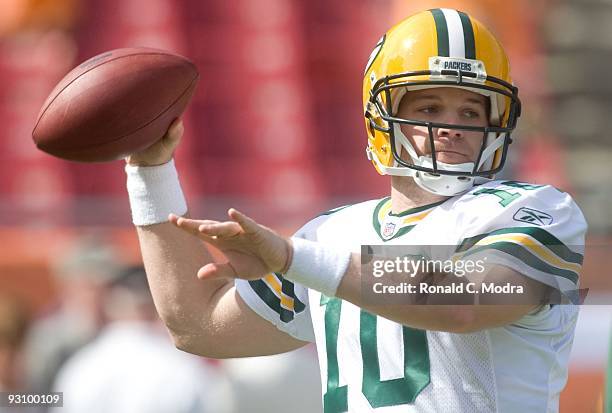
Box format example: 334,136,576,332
236,180,587,413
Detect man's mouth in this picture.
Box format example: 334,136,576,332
433,149,467,157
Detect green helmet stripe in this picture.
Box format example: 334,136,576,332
430,9,450,57
458,11,476,59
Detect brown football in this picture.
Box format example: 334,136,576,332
32,47,199,162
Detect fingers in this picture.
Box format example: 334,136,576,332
228,208,261,234
160,118,184,155
170,214,243,245
198,221,242,238
197,262,238,280
165,118,184,142
173,209,259,238
170,215,201,235
170,215,220,236
125,118,183,166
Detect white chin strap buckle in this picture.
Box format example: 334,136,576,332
413,170,475,196
411,155,475,196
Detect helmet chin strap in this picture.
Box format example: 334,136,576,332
370,124,506,196
366,146,477,196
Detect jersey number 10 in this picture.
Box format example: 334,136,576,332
323,297,430,412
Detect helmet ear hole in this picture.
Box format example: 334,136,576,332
367,118,376,136
367,113,387,137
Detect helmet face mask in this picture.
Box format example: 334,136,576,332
371,71,520,177
363,8,521,195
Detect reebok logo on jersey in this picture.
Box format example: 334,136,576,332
512,207,553,226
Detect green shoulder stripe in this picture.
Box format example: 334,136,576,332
461,241,579,284
279,273,306,312
456,227,583,265
317,203,354,218
248,276,306,322
248,279,293,322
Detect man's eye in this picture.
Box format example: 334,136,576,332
463,109,481,118
419,106,438,114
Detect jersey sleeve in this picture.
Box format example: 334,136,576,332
235,272,313,342
453,181,587,301
234,214,332,343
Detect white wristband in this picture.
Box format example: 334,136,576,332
284,237,351,297
125,159,187,226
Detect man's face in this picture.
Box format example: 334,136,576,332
395,87,489,165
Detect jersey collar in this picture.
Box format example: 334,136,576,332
372,197,446,241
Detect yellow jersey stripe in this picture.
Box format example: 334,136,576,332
402,210,433,225
263,273,295,311
467,233,582,274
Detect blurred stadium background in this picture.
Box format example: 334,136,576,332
0,0,611,412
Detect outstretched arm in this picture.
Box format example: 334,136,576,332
172,209,548,333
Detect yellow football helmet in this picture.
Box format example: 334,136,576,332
364,8,521,196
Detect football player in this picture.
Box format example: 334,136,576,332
125,8,586,412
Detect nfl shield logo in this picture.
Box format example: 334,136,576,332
383,222,396,238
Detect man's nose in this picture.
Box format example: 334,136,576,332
436,126,464,140
434,113,465,140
